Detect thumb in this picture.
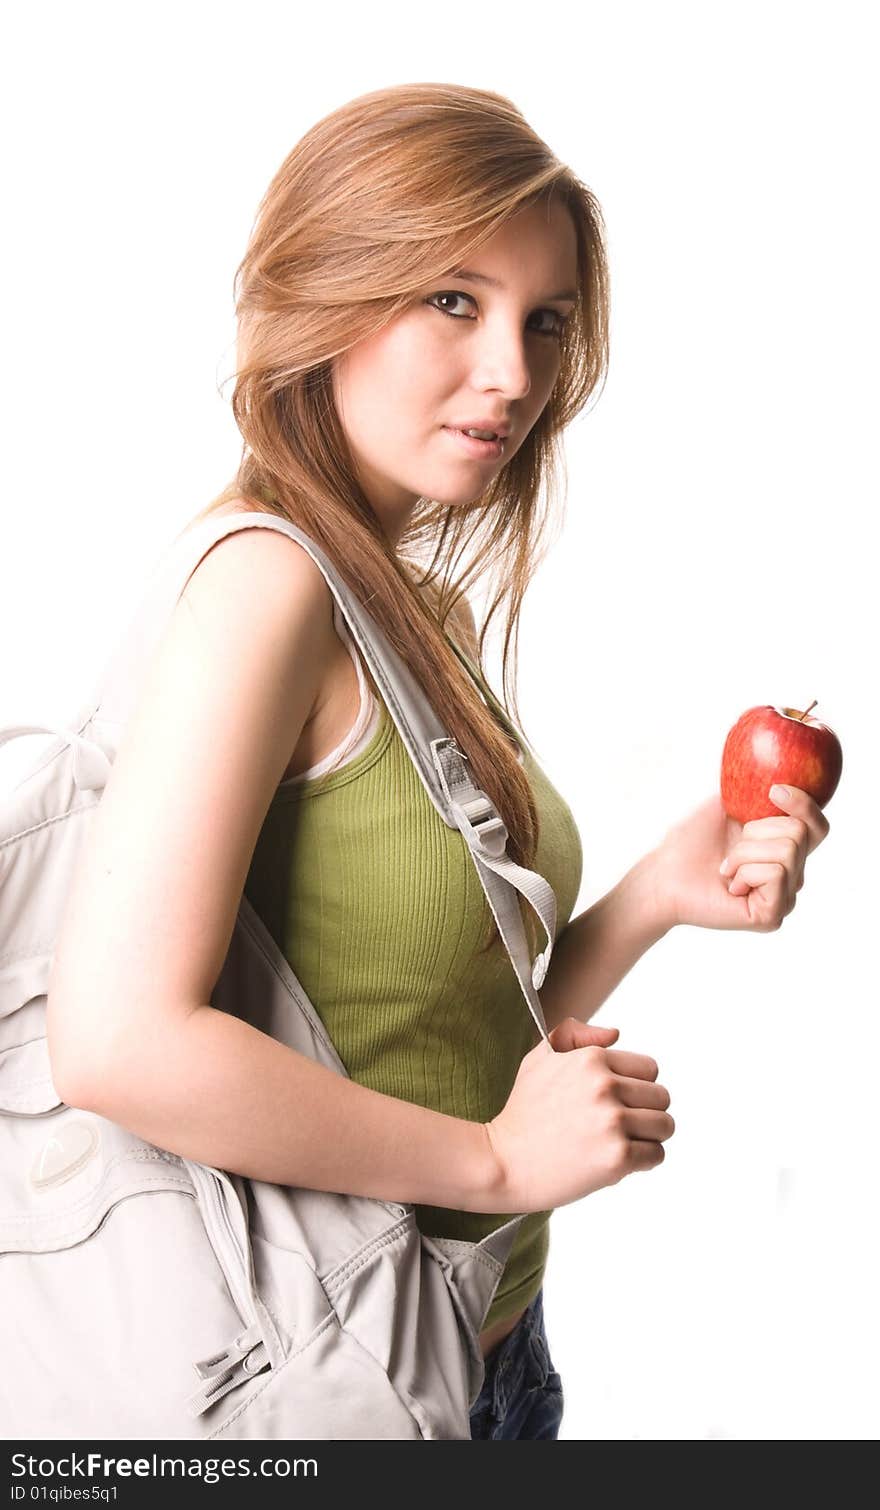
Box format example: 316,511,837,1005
547,1018,620,1054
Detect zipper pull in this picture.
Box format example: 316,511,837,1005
186,1324,270,1417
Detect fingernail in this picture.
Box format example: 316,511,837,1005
770,784,790,801
719,857,730,875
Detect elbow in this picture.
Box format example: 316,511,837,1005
46,992,198,1128
46,1027,102,1113
45,997,115,1115
49,1040,140,1123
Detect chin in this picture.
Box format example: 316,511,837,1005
422,480,492,508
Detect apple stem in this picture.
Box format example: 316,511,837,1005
797,699,818,722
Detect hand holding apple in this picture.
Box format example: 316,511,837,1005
646,700,838,935
720,701,843,825
650,780,831,935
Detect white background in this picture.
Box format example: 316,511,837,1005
3,1,876,1440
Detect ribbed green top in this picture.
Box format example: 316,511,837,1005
244,641,583,1330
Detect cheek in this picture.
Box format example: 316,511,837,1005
341,324,434,429
378,319,445,402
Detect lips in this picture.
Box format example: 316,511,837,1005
451,420,511,439
442,427,505,459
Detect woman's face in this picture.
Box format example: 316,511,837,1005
331,197,579,545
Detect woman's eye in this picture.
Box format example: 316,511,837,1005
532,310,569,339
427,291,475,319
426,291,568,340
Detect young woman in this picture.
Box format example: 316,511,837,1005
47,83,829,1441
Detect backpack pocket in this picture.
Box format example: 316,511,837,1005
206,1230,426,1441
0,996,287,1440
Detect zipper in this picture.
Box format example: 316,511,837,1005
182,1160,276,1417
186,1161,254,1321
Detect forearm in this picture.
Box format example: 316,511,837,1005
65,1004,503,1213
538,851,673,1034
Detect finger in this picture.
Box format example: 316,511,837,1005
762,784,830,852
727,857,790,902
725,861,792,925
622,1108,676,1143
722,836,804,896
724,835,801,866
626,1139,667,1174
548,1019,619,1053
614,1074,671,1111
604,1049,659,1082
736,817,808,850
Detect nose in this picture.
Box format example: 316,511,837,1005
469,320,533,402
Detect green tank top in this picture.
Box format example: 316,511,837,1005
244,636,583,1331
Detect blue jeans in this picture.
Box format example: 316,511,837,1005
468,1287,564,1439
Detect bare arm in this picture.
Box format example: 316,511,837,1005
48,529,504,1213
70,1002,503,1210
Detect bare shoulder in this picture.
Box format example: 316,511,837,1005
171,519,340,727
177,516,334,639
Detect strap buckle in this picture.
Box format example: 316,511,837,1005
457,794,509,859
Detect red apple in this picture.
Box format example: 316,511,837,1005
720,701,842,824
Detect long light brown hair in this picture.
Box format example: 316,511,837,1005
187,82,610,958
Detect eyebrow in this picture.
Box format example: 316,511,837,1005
450,267,578,303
